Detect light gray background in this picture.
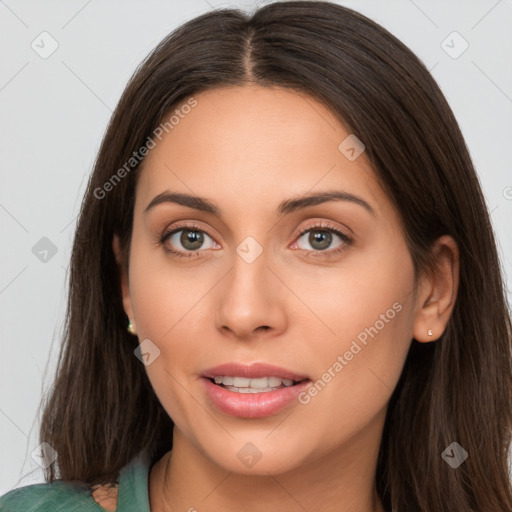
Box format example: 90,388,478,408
1,0,511,493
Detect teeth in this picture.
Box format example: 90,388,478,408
234,377,251,387
212,375,296,388
268,376,284,387
224,386,285,393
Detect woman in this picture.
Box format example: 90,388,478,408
1,1,511,511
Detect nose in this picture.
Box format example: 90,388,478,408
215,247,287,341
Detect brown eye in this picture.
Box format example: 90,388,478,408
162,228,211,251
295,227,350,252
176,229,205,251
290,220,354,259
303,230,333,251
160,224,219,258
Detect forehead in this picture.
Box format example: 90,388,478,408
135,85,390,222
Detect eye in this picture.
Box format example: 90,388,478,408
292,221,353,257
160,223,219,258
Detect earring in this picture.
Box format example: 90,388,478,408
427,329,433,336
127,319,137,335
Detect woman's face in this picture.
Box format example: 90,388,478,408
115,85,421,475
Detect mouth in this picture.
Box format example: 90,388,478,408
206,375,308,393
200,362,312,418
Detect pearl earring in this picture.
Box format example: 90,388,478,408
427,329,433,336
127,319,137,335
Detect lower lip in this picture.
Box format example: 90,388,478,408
201,377,311,418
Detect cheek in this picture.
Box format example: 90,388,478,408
127,253,206,425
127,243,221,390
128,235,205,339
290,244,415,414
129,267,207,363
286,241,413,345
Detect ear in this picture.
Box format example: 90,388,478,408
112,234,135,326
413,235,460,342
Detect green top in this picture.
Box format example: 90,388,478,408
0,450,152,512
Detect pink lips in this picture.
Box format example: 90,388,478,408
201,362,310,381
200,362,311,418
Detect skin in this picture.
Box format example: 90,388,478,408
112,85,459,512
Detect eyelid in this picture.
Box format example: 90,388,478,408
159,221,217,246
293,219,351,240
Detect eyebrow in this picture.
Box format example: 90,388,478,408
144,190,376,217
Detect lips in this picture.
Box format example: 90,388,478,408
200,362,310,382
200,362,312,418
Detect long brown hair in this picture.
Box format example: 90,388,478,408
37,1,512,510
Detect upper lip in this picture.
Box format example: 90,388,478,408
201,362,310,382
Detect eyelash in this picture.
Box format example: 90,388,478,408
158,221,353,260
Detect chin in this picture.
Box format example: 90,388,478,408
203,439,309,477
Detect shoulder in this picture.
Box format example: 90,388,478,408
0,480,110,512
0,450,151,512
